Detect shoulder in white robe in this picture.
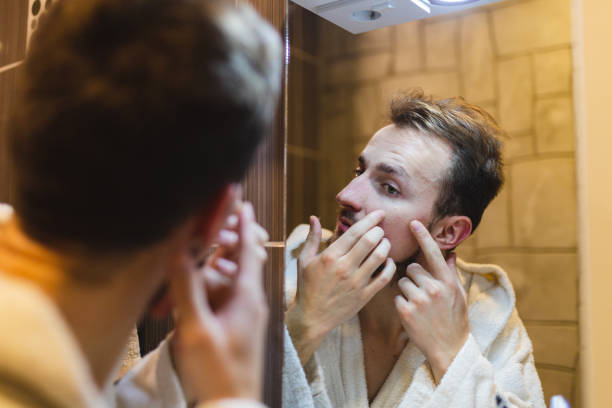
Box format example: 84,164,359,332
283,224,547,408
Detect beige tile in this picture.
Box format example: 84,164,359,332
476,252,578,321
327,53,391,85
497,56,533,133
350,83,386,140
455,244,476,262
320,113,356,212
352,138,370,159
535,97,575,153
511,158,577,247
537,368,574,407
478,101,500,124
424,18,458,70
460,231,477,250
319,114,351,154
345,26,392,54
525,324,578,369
394,21,422,74
492,0,571,56
534,49,573,95
460,12,496,103
573,360,582,408
503,134,535,159
287,152,305,230
289,3,319,56
474,185,510,248
380,72,461,102
317,17,349,58
322,88,350,116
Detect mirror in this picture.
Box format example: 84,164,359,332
286,0,579,406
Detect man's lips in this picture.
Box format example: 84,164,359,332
336,216,353,234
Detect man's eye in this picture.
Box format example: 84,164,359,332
383,183,399,195
354,168,364,177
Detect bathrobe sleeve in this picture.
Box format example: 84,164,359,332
112,337,187,407
113,338,266,408
282,326,329,408
423,310,546,408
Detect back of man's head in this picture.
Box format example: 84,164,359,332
390,90,504,232
9,0,282,253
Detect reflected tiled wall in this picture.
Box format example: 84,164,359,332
290,0,579,405
287,4,322,231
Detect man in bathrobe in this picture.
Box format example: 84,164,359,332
0,0,281,407
284,91,547,408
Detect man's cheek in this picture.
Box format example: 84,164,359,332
384,231,419,262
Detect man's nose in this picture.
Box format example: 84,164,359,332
336,176,364,212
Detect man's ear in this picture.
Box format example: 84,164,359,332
431,215,472,250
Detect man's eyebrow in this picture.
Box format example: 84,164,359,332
374,162,408,178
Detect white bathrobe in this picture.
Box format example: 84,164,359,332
0,204,262,408
283,225,547,408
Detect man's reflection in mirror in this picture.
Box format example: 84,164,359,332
284,90,546,408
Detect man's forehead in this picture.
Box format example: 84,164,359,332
361,125,452,182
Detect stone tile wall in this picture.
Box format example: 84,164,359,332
307,0,579,405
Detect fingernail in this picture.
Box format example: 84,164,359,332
410,220,424,232
373,226,383,233
226,214,238,226
245,202,255,218
216,258,238,274
371,210,385,219
219,230,238,244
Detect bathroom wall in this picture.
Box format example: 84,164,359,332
288,0,579,404
573,1,612,406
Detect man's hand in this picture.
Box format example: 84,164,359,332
170,203,269,403
394,220,469,384
286,210,396,365
199,211,268,311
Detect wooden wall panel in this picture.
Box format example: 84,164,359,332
0,0,28,67
242,1,287,407
0,0,28,204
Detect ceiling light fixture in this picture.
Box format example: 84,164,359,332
410,0,431,13
351,9,382,21
430,0,481,5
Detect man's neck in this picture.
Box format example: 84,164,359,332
0,217,168,390
359,282,406,345
359,252,431,344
